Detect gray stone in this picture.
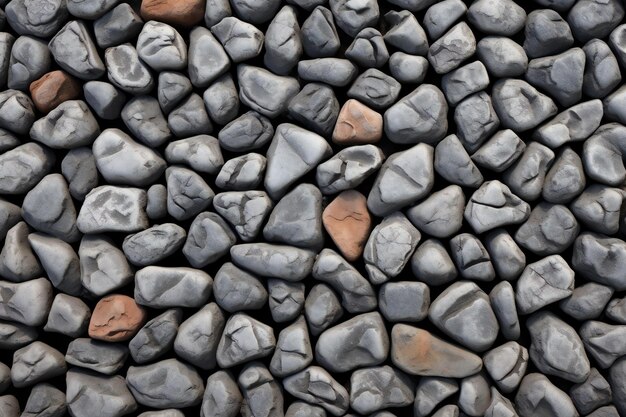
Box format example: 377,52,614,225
121,96,172,147
123,223,186,266
8,36,50,91
449,233,496,281
79,235,133,296
216,153,266,191
0,34,13,89
0,395,19,417
218,111,274,152
588,406,621,417
285,402,326,417
305,284,343,336
603,85,626,125
21,383,66,417
454,92,500,153
458,372,491,416
428,22,476,74
489,280,521,340
329,0,378,37
165,135,223,175
606,296,626,323
174,303,225,370
503,141,555,201
201,371,242,417
105,43,154,94
316,145,384,195
349,365,414,415
264,6,301,74
213,191,273,241
561,283,614,321
183,212,236,268
346,28,388,68
316,312,388,372
435,134,484,188
527,312,590,383
516,255,575,314
5,0,68,38
0,222,42,282
283,366,349,416
213,263,267,313
67,0,117,18
0,129,18,153
93,3,143,49
583,39,622,99
347,68,401,109
465,180,529,234
212,17,263,63
165,166,214,221
523,9,574,58
28,233,82,295
424,0,467,38
535,100,603,149
188,26,230,88
11,342,65,388
126,359,204,408
493,79,558,133
431,405,459,417
313,248,377,313
48,21,104,80
268,279,305,323
567,0,624,43
484,388,517,417
483,342,528,394
515,203,579,256
288,83,339,136
570,368,612,415
270,316,312,377
138,412,184,417
217,313,275,368
526,48,586,107
379,281,429,322
383,10,428,55
0,320,37,350
30,100,99,150
468,0,525,35
580,321,626,368
62,147,98,200
137,21,186,71
516,373,578,417
0,199,20,242
388,52,428,84
203,75,239,125
134,266,213,308
77,185,148,233
238,65,300,119
157,71,191,114
301,6,339,58
230,243,314,282
83,81,126,120
66,369,137,417
129,309,182,364
298,58,357,87
414,377,458,417
411,239,458,286
44,293,90,338
230,0,280,24
610,357,626,416
471,130,525,173
583,123,626,186
442,61,490,106
0,89,35,135
238,362,283,417
407,186,464,239
65,338,127,375
541,148,586,204
477,36,528,78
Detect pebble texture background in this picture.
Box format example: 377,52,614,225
0,0,626,416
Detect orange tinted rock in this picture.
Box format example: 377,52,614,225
332,99,383,145
88,295,147,342
322,190,371,261
29,71,81,114
141,0,205,27
391,324,483,378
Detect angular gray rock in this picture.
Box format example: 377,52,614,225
5,0,68,38
83,81,126,120
454,92,500,154
503,141,555,202
346,28,388,68
407,186,463,238
583,39,622,99
571,185,624,235
379,281,429,322
570,368,613,415
515,373,578,417
383,10,428,55
216,313,275,368
93,3,143,49
428,22,476,74
44,293,90,338
129,309,182,364
298,58,356,88
61,147,98,200
0,142,54,195
136,21,187,71
442,61,490,106
216,153,266,191
201,370,242,417
183,212,236,268
11,342,66,388
347,68,401,109
349,365,414,415
467,0,525,35
213,191,272,241
8,35,50,91
0,89,34,135
230,243,314,282
606,296,626,323
489,280,521,340
121,96,172,148
174,303,225,370
213,263,267,313
48,21,105,80
0,278,52,326
79,235,133,296
270,316,313,377
268,279,305,323
477,36,528,78
329,0,378,37
316,145,384,195
567,0,624,43
483,341,528,394
423,0,467,39
526,48,586,107
458,371,492,416
435,135,484,189
516,255,575,314
65,338,127,375
542,147,586,204
203,75,239,125
123,223,186,266
388,52,428,84
212,17,263,63
449,233,496,281
0,321,38,351
238,362,283,417
238,65,299,119
30,100,99,149
77,185,148,233
285,402,326,417
515,203,579,255
560,283,614,321
218,111,274,152
165,135,223,175
301,6,340,58
0,199,19,242
492,79,557,132
157,71,191,114
465,180,530,234
165,166,214,221
305,284,344,336
283,366,349,416
411,239,458,286
21,383,66,417
66,369,137,417
288,83,339,136
0,222,42,282
134,266,213,308
534,100,603,149
580,321,626,368
413,377,458,417
264,6,301,74
188,26,229,88
610,357,626,416
524,9,574,58
230,0,281,24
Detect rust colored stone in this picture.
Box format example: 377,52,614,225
88,294,147,342
29,71,81,114
140,0,205,27
322,190,371,262
332,99,383,145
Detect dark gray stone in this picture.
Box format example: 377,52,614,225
129,309,182,364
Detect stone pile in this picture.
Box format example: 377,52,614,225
0,0,625,416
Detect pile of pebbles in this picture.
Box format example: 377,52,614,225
1,0,626,416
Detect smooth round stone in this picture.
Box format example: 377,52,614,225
30,100,100,149
137,21,187,71
5,0,68,38
8,35,51,91
94,3,144,49
105,43,154,94
48,21,105,80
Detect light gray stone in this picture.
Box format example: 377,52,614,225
526,48,586,107
414,377,459,417
0,222,42,282
542,147,586,204
213,263,267,313
379,281,429,322
503,141,555,202
28,233,81,295
580,321,626,369
93,3,143,49
270,316,312,377
515,203,579,255
567,0,624,43
0,89,35,135
188,26,230,88
121,95,172,147
216,313,275,368
66,369,137,417
301,6,340,58
477,36,527,77
48,21,104,80
44,293,90,338
583,39,621,99
492,79,557,132
201,371,242,417
238,362,283,417
347,68,401,109
449,233,496,281
183,212,236,268
388,52,428,84
288,83,339,136
203,74,239,125
467,0,525,35
570,368,613,415
134,266,213,308
174,303,225,370
123,223,186,266
65,338,127,375
283,366,349,416
238,65,300,119
8,35,50,91
157,71,191,114
165,166,214,221
435,134,484,186
428,22,476,74
105,43,154,94
560,283,614,321
524,9,574,58
268,279,305,323
77,185,148,233
212,17,264,63
83,81,126,120
79,235,133,296
483,342,528,394
62,147,98,200
383,10,428,55
0,320,38,351
458,371,492,416
11,342,66,388
137,21,187,71
305,284,343,336
213,191,273,241
218,111,273,152
316,145,384,195
489,280,521,340
264,6,301,74
346,28,388,68
516,255,575,315
515,373,578,417
349,365,414,415
411,239,458,286
5,0,68,38
216,153,266,191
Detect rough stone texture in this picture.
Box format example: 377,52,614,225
88,295,147,342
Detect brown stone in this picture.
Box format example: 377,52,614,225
332,99,383,145
141,0,205,27
29,71,81,114
391,324,483,378
322,190,371,262
88,294,147,342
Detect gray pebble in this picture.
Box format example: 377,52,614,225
11,341,66,388
270,316,312,377
304,283,343,336
484,387,516,417
468,0,525,35
483,341,528,393
298,58,357,87
165,166,214,221
490,281,521,341
0,320,38,350
476,36,528,77
0,33,13,89
603,85,626,124
230,0,281,24
442,61,489,106
449,233,496,281
216,153,266,191
431,405,459,417
288,83,339,136
388,52,429,84
65,338,127,375
183,212,236,268
285,402,326,417
77,185,148,233
503,141,555,201
218,110,274,152
62,147,98,200
137,21,187,71
238,65,299,119
0,199,20,242
411,239,458,286
567,0,624,42
268,279,305,323
165,135,223,175
313,248,377,313
83,81,126,120
0,89,35,135
203,74,239,125
408,185,464,238
428,22,476,74
284,366,349,416
129,309,182,364
21,383,66,417
105,43,154,94
350,365,414,415
123,223,185,266
465,180,530,234
570,368,613,415
583,39,622,99
606,296,626,323
384,10,428,55
8,35,50,91
201,370,242,417
515,374,578,417
78,235,133,296
28,232,82,295
5,0,68,38
212,17,263,63
516,255,574,314
610,357,626,416
44,293,90,338
346,28,388,68
424,0,467,39
414,377,458,417
174,303,225,370
264,6,301,74
435,133,484,186
588,406,621,417
121,95,172,147
347,68,401,109
0,396,19,417
316,144,384,195
526,48,586,107
0,128,18,153
580,320,626,368
188,26,230,88
571,185,623,235
157,71,192,114
216,313,275,368
301,6,339,58
454,92,500,153
135,266,212,308
230,242,314,282
515,202,579,255
93,3,143,49
486,229,525,281
213,263,267,313
238,362,283,417
583,123,626,186
48,20,105,80
0,222,42,282
66,369,136,417
67,0,118,19
379,281,429,322
523,9,574,58
127,359,204,408
492,79,557,132
527,311,591,383
458,371,491,416
535,99,603,149
31,100,100,149
329,0,378,37
214,191,272,241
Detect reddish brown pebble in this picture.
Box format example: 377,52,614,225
332,99,383,145
322,190,371,261
88,294,147,342
29,71,81,114
140,0,205,27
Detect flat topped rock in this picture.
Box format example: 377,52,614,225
77,186,148,234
